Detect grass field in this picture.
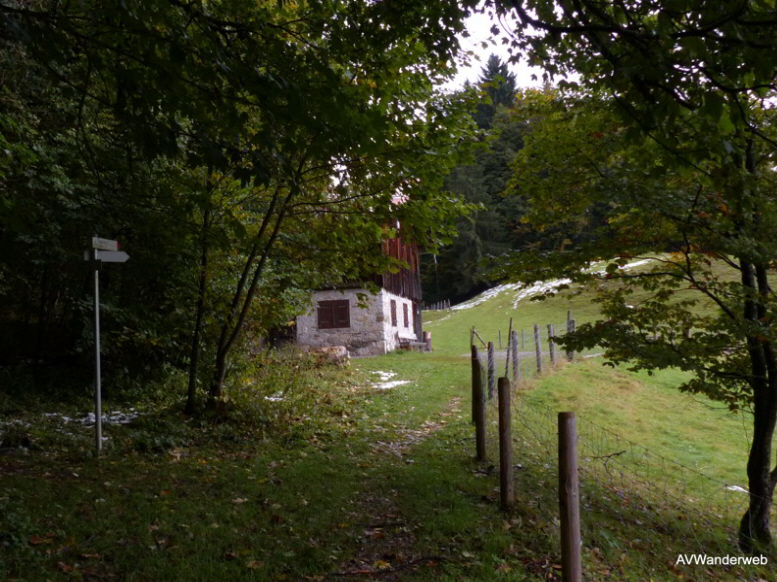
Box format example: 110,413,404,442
0,349,773,581
423,257,739,357
1,269,775,580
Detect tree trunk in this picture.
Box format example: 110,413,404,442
738,260,777,552
210,350,228,403
739,393,777,552
185,208,210,415
208,183,297,403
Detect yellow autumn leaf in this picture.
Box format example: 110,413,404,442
373,560,391,570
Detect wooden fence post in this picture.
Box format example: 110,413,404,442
498,377,514,510
521,329,525,349
470,326,474,347
558,412,582,582
548,324,556,367
487,342,496,399
534,324,542,374
472,346,486,461
504,318,513,378
498,329,502,349
566,318,575,362
511,330,520,385
471,345,479,424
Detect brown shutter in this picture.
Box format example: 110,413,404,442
319,300,350,329
391,300,397,327
334,301,350,328
403,303,409,328
318,302,334,329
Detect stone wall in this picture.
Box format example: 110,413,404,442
296,288,419,356
379,290,418,353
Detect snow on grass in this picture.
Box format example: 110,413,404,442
370,370,411,390
448,258,657,311
39,410,140,426
511,279,572,309
725,485,749,494
1,409,141,445
450,283,522,311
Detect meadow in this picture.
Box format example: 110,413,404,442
1,272,774,581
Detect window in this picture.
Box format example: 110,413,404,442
403,303,409,328
390,299,397,327
318,300,350,329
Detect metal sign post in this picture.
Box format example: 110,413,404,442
85,237,129,454
93,252,102,452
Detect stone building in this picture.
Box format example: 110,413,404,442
296,234,423,356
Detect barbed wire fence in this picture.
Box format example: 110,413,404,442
469,322,775,581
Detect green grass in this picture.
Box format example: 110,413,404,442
523,361,752,486
423,257,739,357
1,345,773,581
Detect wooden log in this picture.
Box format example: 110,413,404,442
511,330,520,385
423,331,432,352
534,324,542,374
498,377,514,510
472,346,486,461
487,342,496,399
548,324,556,367
558,412,582,582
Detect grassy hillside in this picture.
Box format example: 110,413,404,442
422,262,754,486
423,257,739,357
519,361,749,484
417,261,777,572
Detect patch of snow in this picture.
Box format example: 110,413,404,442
449,258,658,311
725,485,749,494
451,283,522,311
373,380,411,390
264,392,284,402
589,258,655,276
371,371,396,380
4,410,140,428
512,279,572,308
370,371,410,390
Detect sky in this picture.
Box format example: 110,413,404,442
447,10,545,90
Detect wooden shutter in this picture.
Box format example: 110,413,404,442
391,300,397,327
334,301,350,328
318,300,349,329
318,302,334,329
403,303,409,328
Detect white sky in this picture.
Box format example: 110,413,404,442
446,10,545,90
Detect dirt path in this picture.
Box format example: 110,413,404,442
329,397,462,580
